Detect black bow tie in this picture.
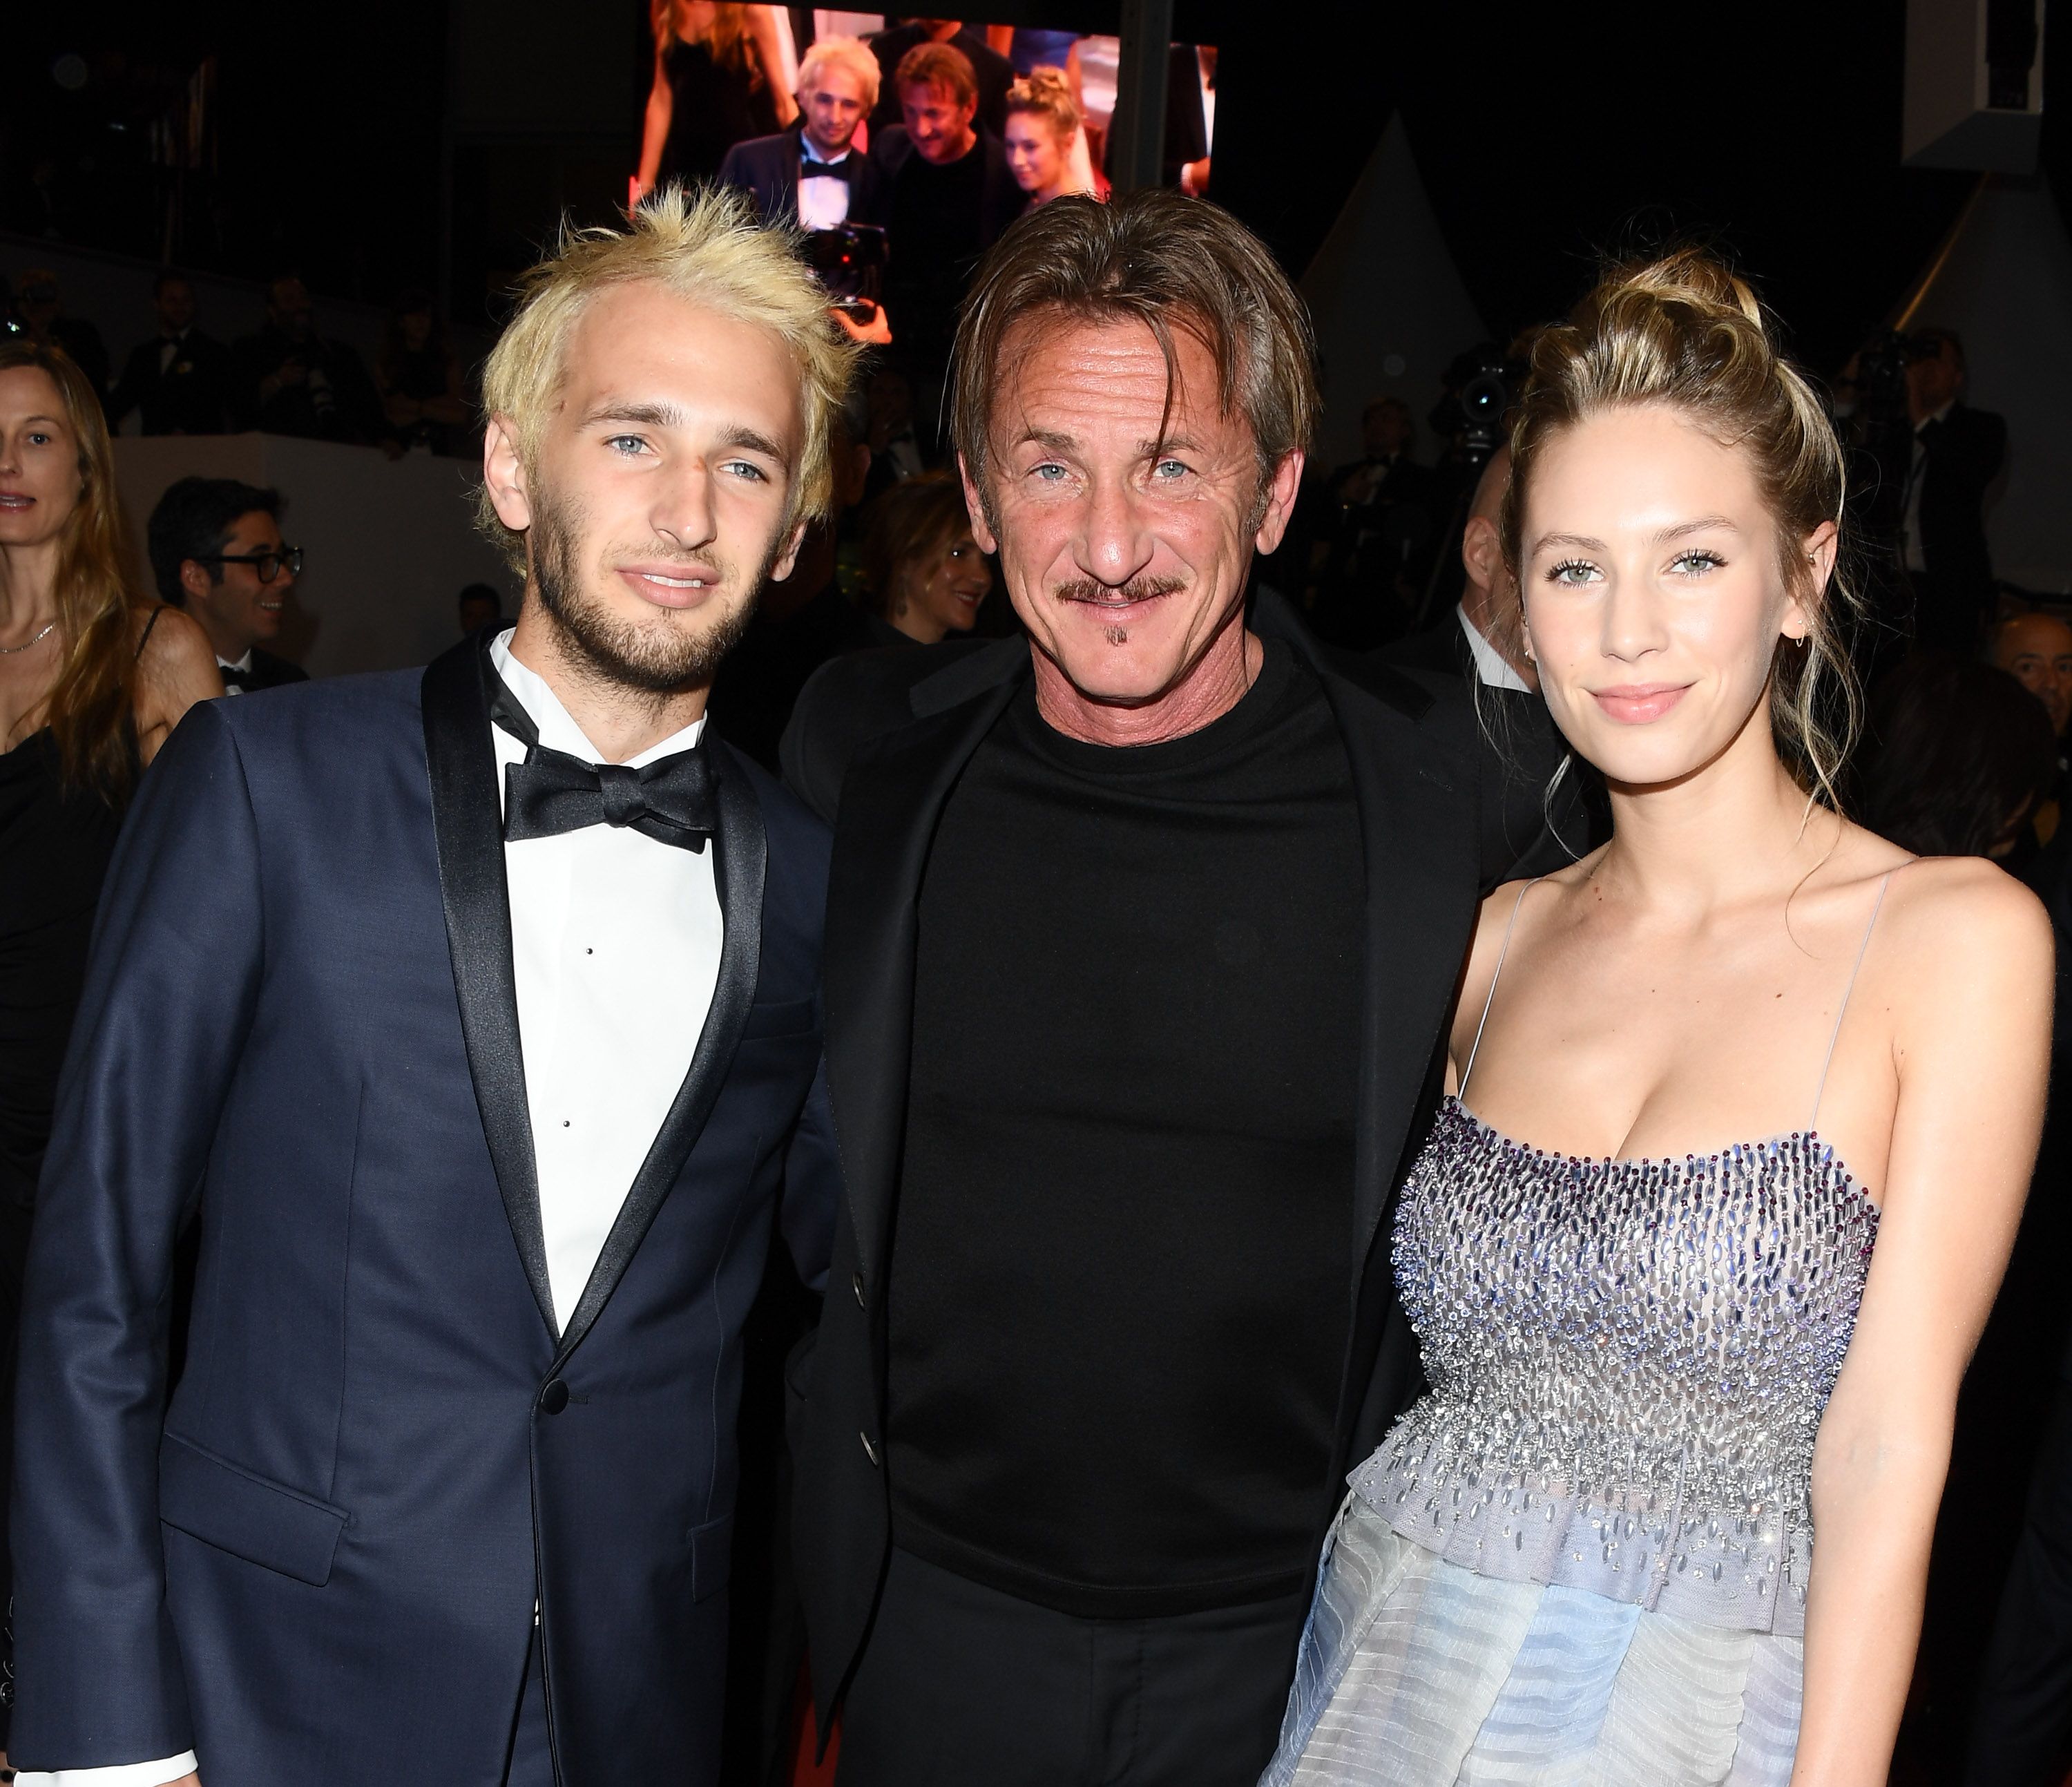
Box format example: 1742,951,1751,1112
490,670,716,852
219,662,253,691
799,155,852,180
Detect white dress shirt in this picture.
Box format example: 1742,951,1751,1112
1903,398,1955,574
24,637,722,1787
215,651,252,695
490,634,722,1328
1456,603,1532,694
795,141,854,232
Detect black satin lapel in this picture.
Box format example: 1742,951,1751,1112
1315,667,1481,1294
422,631,559,1337
552,745,766,1364
821,671,1024,1289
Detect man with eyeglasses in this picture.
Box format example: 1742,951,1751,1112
146,475,309,694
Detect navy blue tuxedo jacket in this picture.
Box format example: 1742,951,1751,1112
718,126,892,229
12,631,839,1786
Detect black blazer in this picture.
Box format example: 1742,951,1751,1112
1916,403,2007,595
108,329,233,435
718,126,892,229
1380,615,1591,884
12,630,840,1786
780,592,1482,1735
872,124,1028,249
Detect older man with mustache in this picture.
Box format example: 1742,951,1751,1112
781,190,1485,1787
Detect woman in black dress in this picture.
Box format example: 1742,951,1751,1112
0,341,218,1761
635,1,794,199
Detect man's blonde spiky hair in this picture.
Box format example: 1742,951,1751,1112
476,183,858,573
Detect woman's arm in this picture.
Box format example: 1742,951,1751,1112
132,605,224,763
746,9,797,126
1793,861,2053,1786
636,50,673,198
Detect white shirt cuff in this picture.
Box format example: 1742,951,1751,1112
17,1750,199,1786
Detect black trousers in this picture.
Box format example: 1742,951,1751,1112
1967,1373,2072,1785
836,1547,1309,1787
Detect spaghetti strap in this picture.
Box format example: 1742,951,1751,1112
1808,869,1897,1131
1459,880,1540,1101
134,605,164,661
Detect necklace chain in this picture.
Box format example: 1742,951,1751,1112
0,620,58,656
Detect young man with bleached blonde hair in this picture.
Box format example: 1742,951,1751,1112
12,183,854,1787
720,35,892,229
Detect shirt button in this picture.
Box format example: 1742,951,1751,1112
860,1431,880,1467
539,1379,570,1415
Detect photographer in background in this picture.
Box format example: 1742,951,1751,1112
232,274,381,445
1849,326,2007,654
1308,397,1439,649
12,269,109,409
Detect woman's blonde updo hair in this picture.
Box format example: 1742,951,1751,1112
1500,248,1863,810
1005,66,1081,140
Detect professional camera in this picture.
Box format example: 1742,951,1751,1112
803,222,888,323
1847,329,1940,422
1429,344,1519,465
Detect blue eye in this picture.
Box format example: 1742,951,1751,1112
722,460,768,483
1670,549,1726,575
1030,464,1066,481
1153,459,1189,479
1547,558,1598,586
604,434,647,455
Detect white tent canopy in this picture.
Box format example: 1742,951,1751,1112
1901,173,2072,597
1304,132,2072,599
1300,116,1491,475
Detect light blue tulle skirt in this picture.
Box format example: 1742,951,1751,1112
1260,1497,1803,1787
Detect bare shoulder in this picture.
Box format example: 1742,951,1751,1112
1459,855,1598,1010
1882,851,2051,957
130,605,223,759
1874,851,2053,1018
133,604,214,680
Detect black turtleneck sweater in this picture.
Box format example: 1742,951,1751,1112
885,638,1363,1616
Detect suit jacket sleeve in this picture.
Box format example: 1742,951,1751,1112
780,1055,840,1294
1937,406,2008,498
716,140,767,216
778,656,859,825
11,703,266,1768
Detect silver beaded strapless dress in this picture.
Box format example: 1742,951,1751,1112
1263,880,1891,1787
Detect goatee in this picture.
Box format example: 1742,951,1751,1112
530,486,762,694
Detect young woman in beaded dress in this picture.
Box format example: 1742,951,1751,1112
1264,254,2051,1786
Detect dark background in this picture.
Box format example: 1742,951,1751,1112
6,2,2066,371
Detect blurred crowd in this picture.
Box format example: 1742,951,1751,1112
1,262,470,457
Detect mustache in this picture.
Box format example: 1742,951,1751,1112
1051,574,1189,606
609,542,739,580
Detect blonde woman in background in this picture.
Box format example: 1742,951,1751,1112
1003,67,1107,205
0,338,215,1776
1265,251,2051,1786
637,0,796,198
